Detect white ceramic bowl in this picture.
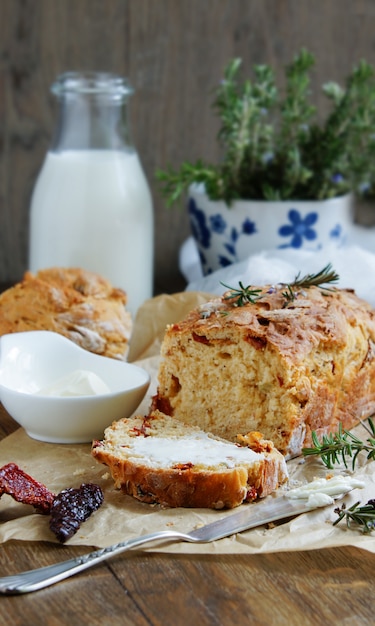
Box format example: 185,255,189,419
0,331,150,444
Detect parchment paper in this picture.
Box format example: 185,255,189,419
0,289,374,555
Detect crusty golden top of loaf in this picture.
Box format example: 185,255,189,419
167,285,375,364
0,267,132,359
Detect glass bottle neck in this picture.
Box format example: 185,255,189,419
50,72,135,152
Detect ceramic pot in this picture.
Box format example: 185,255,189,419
188,184,353,275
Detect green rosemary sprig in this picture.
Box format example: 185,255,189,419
281,263,339,305
221,264,339,308
221,281,262,306
302,418,375,470
290,263,339,290
333,500,375,533
281,283,297,305
156,161,220,208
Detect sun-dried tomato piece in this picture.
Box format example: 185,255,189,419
49,483,104,543
245,486,258,502
0,462,55,514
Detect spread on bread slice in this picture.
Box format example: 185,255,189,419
91,411,288,509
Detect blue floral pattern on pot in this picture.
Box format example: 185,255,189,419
189,198,211,248
189,199,257,273
330,223,343,239
278,209,318,248
188,187,353,276
188,198,211,269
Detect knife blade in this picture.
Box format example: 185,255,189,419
188,492,337,542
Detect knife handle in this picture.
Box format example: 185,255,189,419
0,530,199,595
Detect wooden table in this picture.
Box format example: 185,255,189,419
0,408,374,626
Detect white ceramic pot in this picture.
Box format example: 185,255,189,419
188,184,354,275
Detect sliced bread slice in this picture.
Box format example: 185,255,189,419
91,411,288,509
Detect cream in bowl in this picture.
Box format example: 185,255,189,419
0,331,150,444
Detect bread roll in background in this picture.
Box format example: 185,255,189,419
0,267,132,360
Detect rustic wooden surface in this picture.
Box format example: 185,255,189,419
0,407,374,626
1,0,375,295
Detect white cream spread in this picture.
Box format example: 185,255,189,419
36,369,110,397
303,492,335,508
124,433,264,469
286,475,365,506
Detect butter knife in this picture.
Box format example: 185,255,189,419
0,491,349,595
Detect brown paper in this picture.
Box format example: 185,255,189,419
0,292,374,554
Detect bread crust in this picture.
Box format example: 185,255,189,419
92,412,288,509
0,268,132,359
154,285,375,457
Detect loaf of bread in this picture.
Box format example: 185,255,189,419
91,410,288,509
154,283,375,457
0,268,132,360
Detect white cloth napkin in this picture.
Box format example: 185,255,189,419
180,223,375,308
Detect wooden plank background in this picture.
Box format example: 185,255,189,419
1,0,375,295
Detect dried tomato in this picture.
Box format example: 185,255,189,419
49,483,104,543
0,462,55,514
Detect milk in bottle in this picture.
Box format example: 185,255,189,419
29,72,153,317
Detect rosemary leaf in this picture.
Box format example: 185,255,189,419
290,263,339,290
221,281,262,306
333,500,375,533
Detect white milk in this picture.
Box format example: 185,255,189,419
29,149,153,317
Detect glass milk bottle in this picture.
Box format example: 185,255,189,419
29,72,153,317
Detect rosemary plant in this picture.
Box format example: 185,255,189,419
157,50,375,205
302,418,375,470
